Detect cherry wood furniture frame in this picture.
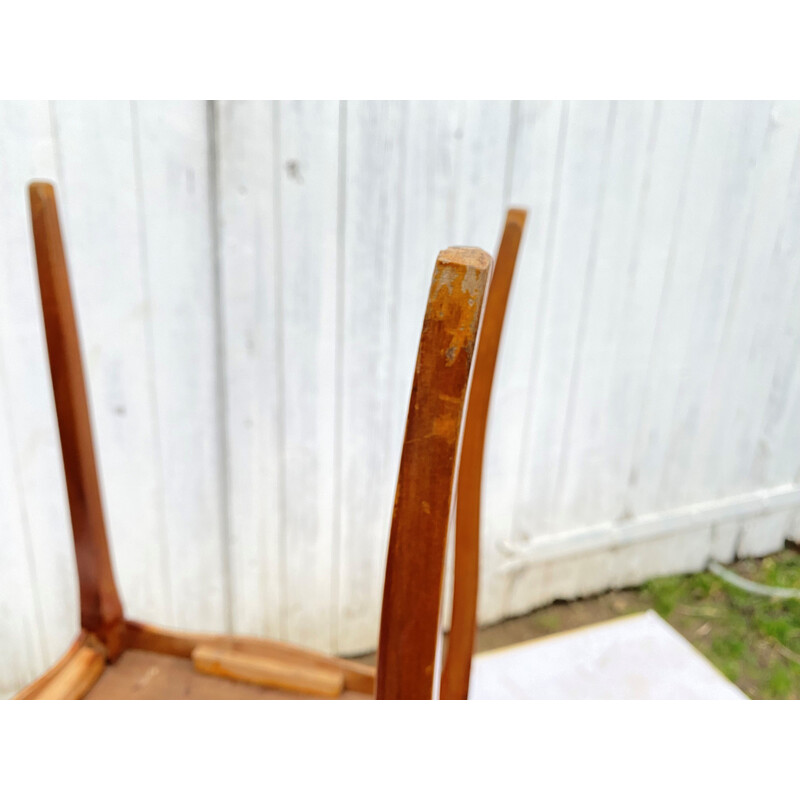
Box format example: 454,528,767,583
441,208,526,699
14,183,525,700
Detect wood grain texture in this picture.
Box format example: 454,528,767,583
29,182,125,657
440,209,526,700
124,620,375,694
29,645,105,700
14,632,105,700
192,644,344,697
376,247,491,700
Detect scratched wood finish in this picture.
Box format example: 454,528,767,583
440,210,526,700
376,247,491,700
5,102,800,695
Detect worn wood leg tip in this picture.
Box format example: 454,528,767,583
191,645,346,698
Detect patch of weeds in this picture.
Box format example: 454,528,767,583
768,665,793,698
642,575,686,617
641,549,800,699
536,612,562,633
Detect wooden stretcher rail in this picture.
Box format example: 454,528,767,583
125,620,375,695
192,645,345,698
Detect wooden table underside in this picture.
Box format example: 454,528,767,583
85,649,369,700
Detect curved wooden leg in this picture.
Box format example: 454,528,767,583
376,247,491,699
440,210,527,700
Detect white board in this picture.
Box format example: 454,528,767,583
470,611,747,700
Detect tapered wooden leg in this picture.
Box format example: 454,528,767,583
376,247,491,699
29,183,125,657
440,210,527,700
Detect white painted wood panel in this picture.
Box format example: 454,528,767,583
0,101,77,692
552,101,655,530
336,101,406,653
50,101,170,625
276,101,340,652
483,100,565,622
660,102,773,509
215,100,283,639
132,101,227,630
3,101,800,690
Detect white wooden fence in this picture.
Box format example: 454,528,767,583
2,101,800,695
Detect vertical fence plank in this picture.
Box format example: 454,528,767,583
502,101,702,618
515,102,616,534
50,101,170,623
707,104,800,496
623,102,746,517
0,101,77,685
697,102,800,556
503,102,615,614
752,119,800,497
659,103,773,508
0,384,44,696
336,101,406,654
601,101,701,523
552,101,655,530
216,101,284,639
481,100,565,622
132,101,227,631
277,101,340,651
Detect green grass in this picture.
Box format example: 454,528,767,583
641,549,800,699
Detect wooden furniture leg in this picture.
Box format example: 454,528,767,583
440,209,527,700
29,182,125,660
376,247,491,699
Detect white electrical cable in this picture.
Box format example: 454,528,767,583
708,561,800,600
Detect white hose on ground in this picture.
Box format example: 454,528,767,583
708,561,800,600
